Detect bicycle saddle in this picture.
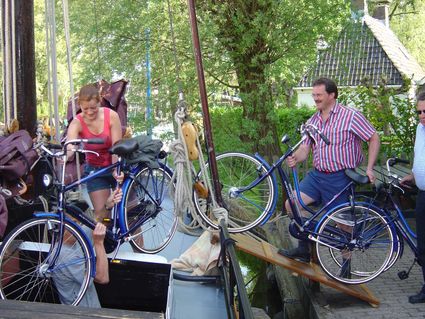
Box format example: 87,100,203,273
109,139,139,156
345,169,370,184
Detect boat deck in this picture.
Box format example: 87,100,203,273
0,228,227,319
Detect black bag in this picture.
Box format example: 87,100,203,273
122,135,163,168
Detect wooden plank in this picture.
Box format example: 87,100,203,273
0,299,164,319
231,233,380,307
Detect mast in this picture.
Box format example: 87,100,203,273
1,0,37,134
186,0,223,205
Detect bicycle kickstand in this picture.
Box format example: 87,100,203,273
110,239,123,261
398,259,417,280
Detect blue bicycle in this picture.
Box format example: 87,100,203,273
0,137,177,305
193,123,395,284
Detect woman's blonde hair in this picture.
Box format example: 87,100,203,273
78,84,101,103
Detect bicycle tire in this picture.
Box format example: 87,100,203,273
123,164,177,254
193,152,276,233
315,205,394,284
0,218,92,305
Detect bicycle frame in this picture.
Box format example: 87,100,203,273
243,148,358,233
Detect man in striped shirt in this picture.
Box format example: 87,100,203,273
279,77,380,266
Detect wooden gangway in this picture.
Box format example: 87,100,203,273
231,233,380,307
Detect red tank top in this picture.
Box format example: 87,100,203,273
76,108,112,167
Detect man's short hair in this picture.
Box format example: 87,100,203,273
313,77,338,99
417,91,425,102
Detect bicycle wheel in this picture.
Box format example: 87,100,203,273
0,218,92,305
123,165,177,254
193,152,276,233
325,210,402,275
315,205,394,284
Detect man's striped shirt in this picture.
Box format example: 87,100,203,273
305,103,376,172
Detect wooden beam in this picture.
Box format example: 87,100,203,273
231,233,380,307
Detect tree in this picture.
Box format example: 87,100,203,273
195,0,351,158
390,0,425,69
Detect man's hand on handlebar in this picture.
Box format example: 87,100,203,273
286,155,297,168
400,174,415,189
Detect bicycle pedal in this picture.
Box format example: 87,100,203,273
104,238,118,254
101,218,112,226
398,270,409,280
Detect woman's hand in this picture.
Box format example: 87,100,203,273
105,188,123,210
112,170,124,184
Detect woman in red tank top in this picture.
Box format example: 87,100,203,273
66,84,123,223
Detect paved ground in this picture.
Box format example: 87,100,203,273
312,244,425,319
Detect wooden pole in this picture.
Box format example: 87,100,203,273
15,0,37,134
186,0,223,205
1,0,37,134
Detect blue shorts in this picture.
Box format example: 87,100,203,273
300,169,351,210
83,164,116,193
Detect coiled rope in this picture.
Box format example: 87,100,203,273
169,106,228,235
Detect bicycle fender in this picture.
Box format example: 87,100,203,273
32,212,97,277
313,201,393,234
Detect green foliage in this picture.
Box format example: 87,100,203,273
275,107,316,144
210,106,315,154
339,78,417,160
390,0,425,69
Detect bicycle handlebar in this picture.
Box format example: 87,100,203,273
46,143,63,150
37,138,103,159
65,138,105,146
301,123,330,146
378,157,411,194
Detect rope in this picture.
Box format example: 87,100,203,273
169,108,205,235
44,0,53,128
2,0,17,124
61,0,83,197
39,195,49,212
91,0,102,78
195,136,228,225
10,0,17,120
46,0,60,143
169,107,228,235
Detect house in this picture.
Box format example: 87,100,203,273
295,2,425,107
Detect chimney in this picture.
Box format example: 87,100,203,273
371,0,391,27
351,0,368,15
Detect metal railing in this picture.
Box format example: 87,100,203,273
219,219,254,319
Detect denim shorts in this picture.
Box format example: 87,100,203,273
83,164,116,193
300,169,351,210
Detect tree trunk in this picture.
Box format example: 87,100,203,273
237,66,281,161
